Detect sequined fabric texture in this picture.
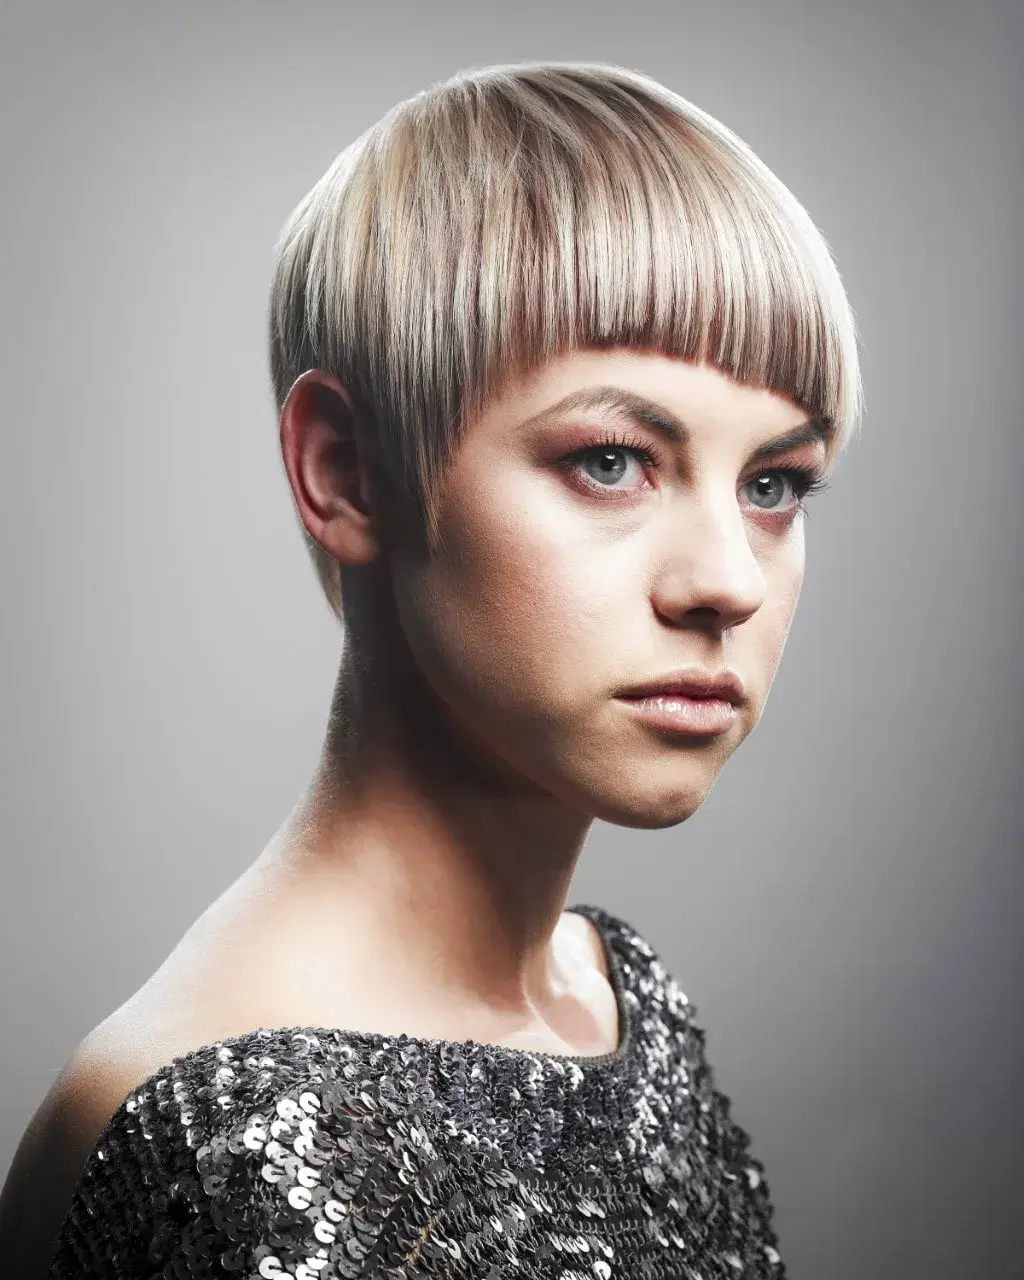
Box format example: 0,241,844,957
48,905,785,1279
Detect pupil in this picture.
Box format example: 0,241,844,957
587,449,626,484
753,474,783,507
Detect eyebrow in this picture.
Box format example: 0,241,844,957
523,384,831,462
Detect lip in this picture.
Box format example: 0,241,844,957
615,692,738,736
616,666,746,706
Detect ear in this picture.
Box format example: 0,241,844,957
279,370,382,566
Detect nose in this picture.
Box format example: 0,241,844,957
650,493,767,633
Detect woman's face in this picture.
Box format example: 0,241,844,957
388,348,828,828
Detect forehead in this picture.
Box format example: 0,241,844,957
477,348,820,447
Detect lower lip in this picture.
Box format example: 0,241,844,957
616,694,738,736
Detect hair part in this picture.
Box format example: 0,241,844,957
268,61,863,622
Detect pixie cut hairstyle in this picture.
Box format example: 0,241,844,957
269,62,862,621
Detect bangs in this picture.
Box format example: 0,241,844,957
466,72,857,443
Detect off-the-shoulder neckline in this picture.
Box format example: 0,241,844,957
91,903,637,1142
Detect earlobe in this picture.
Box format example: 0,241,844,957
279,370,383,567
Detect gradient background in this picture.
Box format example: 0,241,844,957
1,1,1020,1276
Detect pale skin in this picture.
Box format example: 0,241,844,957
0,346,827,1274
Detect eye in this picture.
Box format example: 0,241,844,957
579,446,649,488
560,430,659,495
742,466,829,516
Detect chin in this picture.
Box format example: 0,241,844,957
583,778,714,830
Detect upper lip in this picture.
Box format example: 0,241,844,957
617,666,746,706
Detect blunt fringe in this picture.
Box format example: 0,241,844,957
268,61,863,621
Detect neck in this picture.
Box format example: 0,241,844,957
258,647,595,1027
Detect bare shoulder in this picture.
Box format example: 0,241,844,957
557,908,621,1050
560,907,613,982
0,955,298,1280
0,862,326,1277
0,1020,168,1280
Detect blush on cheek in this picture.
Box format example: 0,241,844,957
441,497,574,617
417,468,647,721
410,530,607,724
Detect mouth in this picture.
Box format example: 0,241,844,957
613,667,745,737
614,692,738,736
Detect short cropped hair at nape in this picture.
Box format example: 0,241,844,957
268,61,863,623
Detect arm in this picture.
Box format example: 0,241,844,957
0,1047,143,1280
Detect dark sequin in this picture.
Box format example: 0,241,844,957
48,905,785,1278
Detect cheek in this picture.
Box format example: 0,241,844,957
753,542,806,676
394,489,625,719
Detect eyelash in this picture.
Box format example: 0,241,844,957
559,428,830,519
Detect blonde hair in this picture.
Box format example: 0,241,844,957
268,61,863,622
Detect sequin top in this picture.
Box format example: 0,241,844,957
48,904,785,1279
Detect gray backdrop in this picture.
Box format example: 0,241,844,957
1,1,1020,1276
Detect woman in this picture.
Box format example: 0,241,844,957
2,61,860,1278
